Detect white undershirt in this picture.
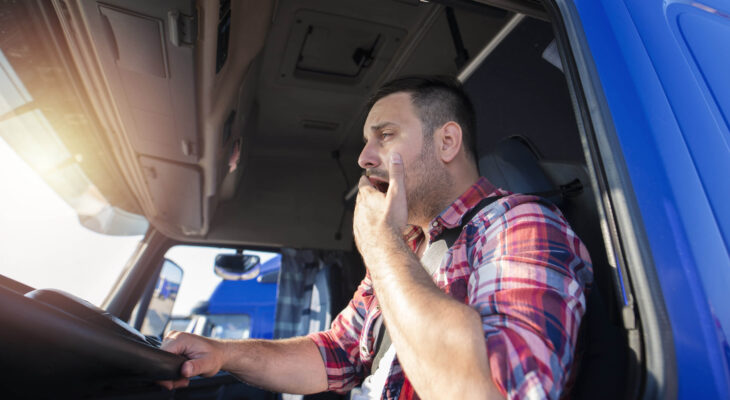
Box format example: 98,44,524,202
350,344,397,400
350,243,430,399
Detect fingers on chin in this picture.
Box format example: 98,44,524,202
385,186,401,199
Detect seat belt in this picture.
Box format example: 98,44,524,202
370,194,506,373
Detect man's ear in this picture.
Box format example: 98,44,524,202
436,121,463,163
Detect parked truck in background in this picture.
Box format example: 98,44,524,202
167,254,281,340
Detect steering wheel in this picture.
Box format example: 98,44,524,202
0,284,185,395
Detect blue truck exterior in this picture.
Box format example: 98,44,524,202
203,255,281,339
566,0,730,398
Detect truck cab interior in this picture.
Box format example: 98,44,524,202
0,0,664,399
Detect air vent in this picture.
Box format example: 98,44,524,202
295,25,381,81
278,10,405,90
215,0,231,73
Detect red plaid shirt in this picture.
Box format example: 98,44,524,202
309,177,593,399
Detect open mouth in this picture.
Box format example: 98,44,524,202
368,177,389,193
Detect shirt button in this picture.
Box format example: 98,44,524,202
361,345,368,353
432,221,438,227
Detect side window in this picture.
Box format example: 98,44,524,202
156,245,281,340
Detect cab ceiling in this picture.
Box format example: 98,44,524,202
254,0,509,157
207,0,511,250
56,0,511,250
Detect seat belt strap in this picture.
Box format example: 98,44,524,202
370,194,506,373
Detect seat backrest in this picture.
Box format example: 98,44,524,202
478,136,555,197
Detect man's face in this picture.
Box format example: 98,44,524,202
358,92,450,224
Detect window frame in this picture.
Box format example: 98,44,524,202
539,0,678,398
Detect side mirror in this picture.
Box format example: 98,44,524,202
138,259,183,337
214,254,261,280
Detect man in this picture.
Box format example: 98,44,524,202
160,76,593,399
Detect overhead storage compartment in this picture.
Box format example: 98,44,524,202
139,156,202,233
83,0,199,164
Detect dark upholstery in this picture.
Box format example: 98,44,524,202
478,136,555,196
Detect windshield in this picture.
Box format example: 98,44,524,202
0,7,146,305
196,314,252,340
0,136,143,305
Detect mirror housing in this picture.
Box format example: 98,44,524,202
214,254,261,280
257,269,280,284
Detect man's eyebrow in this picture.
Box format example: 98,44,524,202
363,121,399,143
370,121,398,132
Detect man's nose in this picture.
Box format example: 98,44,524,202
358,142,380,170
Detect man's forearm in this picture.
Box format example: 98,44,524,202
221,336,328,394
365,229,502,399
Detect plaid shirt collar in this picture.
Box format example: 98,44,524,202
403,177,500,249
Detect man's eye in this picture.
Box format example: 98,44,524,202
380,132,393,139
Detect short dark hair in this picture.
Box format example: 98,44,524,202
366,75,477,162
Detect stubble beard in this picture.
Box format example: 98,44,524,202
405,140,452,228
363,139,452,228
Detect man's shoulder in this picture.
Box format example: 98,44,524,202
463,193,592,280
467,193,566,231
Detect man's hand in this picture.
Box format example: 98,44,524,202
158,333,328,394
158,331,226,390
353,152,408,260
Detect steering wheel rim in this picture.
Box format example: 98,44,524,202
0,284,185,394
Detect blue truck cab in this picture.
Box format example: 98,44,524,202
558,0,730,397
1,0,729,398
185,255,281,340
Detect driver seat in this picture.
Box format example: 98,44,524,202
479,136,629,400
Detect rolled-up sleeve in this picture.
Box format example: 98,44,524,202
308,275,374,393
468,201,593,400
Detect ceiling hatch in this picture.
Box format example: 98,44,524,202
279,10,405,89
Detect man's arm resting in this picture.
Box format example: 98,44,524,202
159,332,328,394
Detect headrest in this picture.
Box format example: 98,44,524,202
478,137,555,195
